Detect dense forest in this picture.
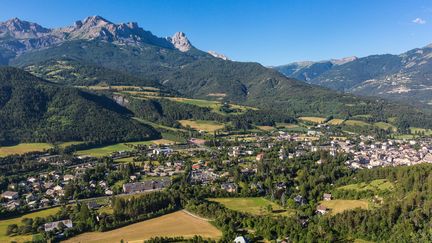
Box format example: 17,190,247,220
0,67,160,145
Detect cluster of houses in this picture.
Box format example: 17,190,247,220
341,138,432,169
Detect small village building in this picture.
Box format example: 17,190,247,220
316,205,328,215
44,219,73,232
323,193,332,201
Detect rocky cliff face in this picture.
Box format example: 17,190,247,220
167,32,192,52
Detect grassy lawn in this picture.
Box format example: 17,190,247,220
209,197,293,216
320,200,369,215
337,179,394,193
0,143,53,157
75,143,134,157
179,120,225,132
298,116,326,123
0,207,60,242
64,211,221,243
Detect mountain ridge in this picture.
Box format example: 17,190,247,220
274,45,432,105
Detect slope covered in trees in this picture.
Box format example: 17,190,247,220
0,67,160,145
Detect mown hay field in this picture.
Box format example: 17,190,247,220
63,211,221,243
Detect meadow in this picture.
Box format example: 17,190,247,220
178,120,225,132
63,211,221,243
320,199,369,215
337,179,395,193
75,139,174,157
209,197,293,216
0,143,53,157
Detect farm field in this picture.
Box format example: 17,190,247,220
298,116,326,123
320,200,369,215
0,143,53,157
179,120,225,132
337,179,395,193
0,207,60,242
209,197,293,216
63,211,221,243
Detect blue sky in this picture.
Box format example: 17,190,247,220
2,0,432,65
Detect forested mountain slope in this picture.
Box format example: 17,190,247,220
275,45,432,105
0,67,159,145
2,17,432,128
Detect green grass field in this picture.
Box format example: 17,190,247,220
374,122,396,131
0,207,60,242
298,116,326,123
0,143,53,157
320,200,369,215
75,143,134,157
166,97,256,115
209,197,293,216
75,139,175,157
338,179,394,193
344,120,371,127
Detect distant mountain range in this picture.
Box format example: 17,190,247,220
274,45,432,105
0,16,432,144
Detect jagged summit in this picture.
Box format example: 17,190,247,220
0,17,50,39
168,32,192,52
0,16,192,52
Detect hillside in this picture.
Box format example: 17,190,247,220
275,45,432,105
1,17,432,129
0,67,160,145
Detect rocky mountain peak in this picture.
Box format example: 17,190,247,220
168,32,192,52
0,17,50,39
81,15,111,28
